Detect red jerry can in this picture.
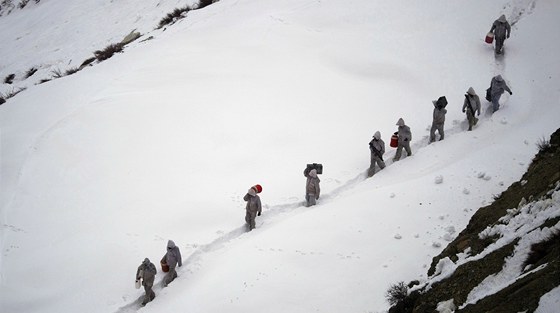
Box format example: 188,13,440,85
485,32,494,44
390,133,399,148
161,260,169,273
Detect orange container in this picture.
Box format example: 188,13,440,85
161,261,169,273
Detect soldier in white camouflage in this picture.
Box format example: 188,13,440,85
368,131,386,177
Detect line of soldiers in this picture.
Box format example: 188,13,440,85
368,14,514,177
368,75,512,177
133,14,515,306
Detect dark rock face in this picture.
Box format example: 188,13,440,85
389,128,560,313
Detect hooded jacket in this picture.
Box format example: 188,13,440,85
463,87,481,115
369,132,385,158
161,240,182,269
490,75,512,98
137,258,157,287
396,118,412,142
244,192,262,214
432,101,447,125
305,169,321,197
490,15,511,40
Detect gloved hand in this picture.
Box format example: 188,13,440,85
404,138,408,142
257,212,261,216
509,91,512,95
462,109,465,113
507,34,510,39
477,112,480,116
316,196,319,200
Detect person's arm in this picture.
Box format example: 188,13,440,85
257,197,262,216
315,179,321,199
136,266,142,280
490,21,496,33
506,22,511,38
476,97,481,115
504,83,512,94
176,249,182,267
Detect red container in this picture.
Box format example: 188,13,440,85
390,134,399,148
252,184,262,193
485,32,494,44
161,261,169,273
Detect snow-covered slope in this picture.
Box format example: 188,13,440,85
1,0,559,312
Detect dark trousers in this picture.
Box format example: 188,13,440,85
495,36,505,53
142,285,155,305
245,211,257,230
394,141,412,161
491,93,502,112
466,110,478,130
368,155,386,177
430,123,444,142
163,267,177,286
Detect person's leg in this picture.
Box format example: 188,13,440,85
438,123,444,140
142,285,155,304
368,156,376,177
249,212,256,230
495,37,504,53
149,285,155,301
164,267,177,286
467,111,474,130
142,285,150,305
377,158,386,170
429,123,437,143
492,94,501,112
405,141,412,156
245,211,251,225
394,144,403,161
307,194,316,206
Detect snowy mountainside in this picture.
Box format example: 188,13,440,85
0,0,197,95
1,0,560,313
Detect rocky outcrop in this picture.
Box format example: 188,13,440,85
390,128,560,313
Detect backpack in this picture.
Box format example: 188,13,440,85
485,88,492,101
436,96,448,109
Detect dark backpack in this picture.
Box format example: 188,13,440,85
304,163,323,176
436,96,448,109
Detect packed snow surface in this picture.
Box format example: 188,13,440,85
1,0,559,312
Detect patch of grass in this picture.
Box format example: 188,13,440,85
80,57,96,69
4,73,15,84
94,43,124,61
51,68,64,78
25,67,38,78
38,78,51,84
0,86,26,102
157,5,191,29
386,281,408,306
536,137,551,153
65,67,80,76
18,0,29,9
197,0,215,9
